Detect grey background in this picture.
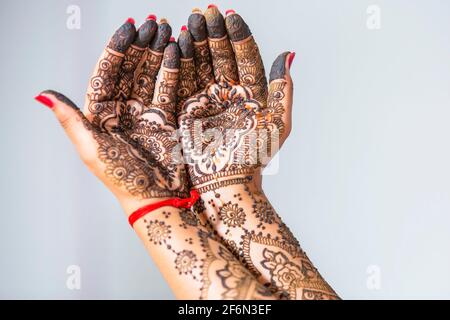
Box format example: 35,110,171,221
0,0,449,299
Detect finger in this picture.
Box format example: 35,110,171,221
114,16,158,101
225,11,268,105
147,40,180,129
177,26,197,113
36,90,101,168
85,18,136,119
266,52,295,141
204,5,239,84
132,19,172,105
188,9,214,89
35,90,156,201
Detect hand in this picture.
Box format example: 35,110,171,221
176,7,294,193
36,17,189,214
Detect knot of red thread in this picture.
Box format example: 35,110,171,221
128,190,200,227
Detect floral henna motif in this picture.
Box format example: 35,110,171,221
260,248,338,300
219,202,246,228
179,81,281,190
198,230,274,300
175,250,198,275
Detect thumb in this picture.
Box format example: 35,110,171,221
35,90,99,166
267,52,295,139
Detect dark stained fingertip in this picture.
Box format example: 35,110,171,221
40,90,79,111
163,42,181,69
204,6,226,39
108,21,137,53
133,19,158,48
178,30,194,59
225,13,252,42
149,22,172,52
188,13,207,42
269,52,290,82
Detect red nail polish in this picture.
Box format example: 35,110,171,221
225,9,236,16
169,36,175,42
126,17,135,25
288,52,296,69
208,4,217,9
35,95,54,109
146,14,157,21
181,25,188,31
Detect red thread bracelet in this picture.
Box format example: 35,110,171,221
128,190,200,228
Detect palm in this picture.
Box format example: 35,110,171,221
81,18,189,199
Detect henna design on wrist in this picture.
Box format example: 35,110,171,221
204,7,227,39
132,49,164,105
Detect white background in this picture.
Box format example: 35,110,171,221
0,0,449,299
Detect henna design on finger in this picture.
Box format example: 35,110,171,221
269,52,290,82
149,21,172,52
193,40,214,88
115,45,146,101
134,19,158,48
208,37,239,83
178,30,194,59
225,13,251,42
177,30,197,112
163,41,180,69
204,7,227,39
188,12,207,42
108,21,136,53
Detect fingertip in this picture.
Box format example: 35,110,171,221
163,42,181,69
204,4,226,38
225,12,252,42
269,52,291,82
188,11,207,42
134,19,158,48
178,28,194,59
149,21,172,52
108,20,137,53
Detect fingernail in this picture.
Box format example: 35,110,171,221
169,36,175,42
126,17,135,25
288,52,296,69
146,14,157,21
225,9,236,16
208,4,217,9
192,7,202,14
181,25,188,31
35,94,54,109
160,18,168,24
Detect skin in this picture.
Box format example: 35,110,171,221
38,7,338,300
39,17,274,300
177,9,339,299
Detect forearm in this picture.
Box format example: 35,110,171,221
197,181,339,300
130,205,276,300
